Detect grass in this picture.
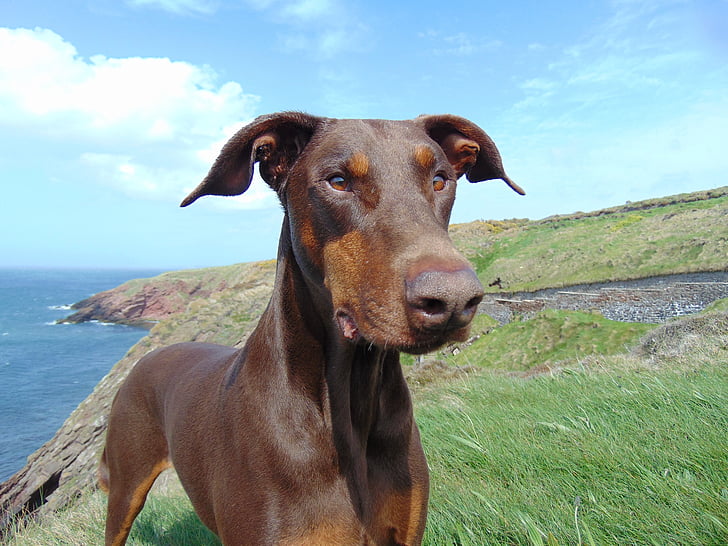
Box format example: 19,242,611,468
449,189,728,291
446,310,654,372
418,366,728,545
8,310,728,545
6,488,220,546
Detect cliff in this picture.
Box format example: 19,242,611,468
58,262,277,328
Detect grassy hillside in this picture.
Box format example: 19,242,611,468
63,186,726,345
5,187,728,544
8,307,728,545
450,186,728,292
67,186,728,335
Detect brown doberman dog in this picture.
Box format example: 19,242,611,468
99,112,524,545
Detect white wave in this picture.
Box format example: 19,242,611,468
48,304,73,311
88,320,117,327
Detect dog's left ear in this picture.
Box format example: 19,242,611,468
415,114,525,195
181,112,324,207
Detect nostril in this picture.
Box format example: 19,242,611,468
465,295,483,311
415,297,447,316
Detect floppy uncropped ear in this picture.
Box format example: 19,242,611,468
415,114,525,195
181,112,324,207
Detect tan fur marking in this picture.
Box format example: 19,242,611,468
98,457,110,493
296,215,323,270
414,145,436,169
323,228,418,347
348,152,370,178
323,230,368,306
404,485,428,544
376,485,428,545
110,459,171,546
280,522,364,545
440,134,479,178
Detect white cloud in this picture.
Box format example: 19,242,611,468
520,78,557,92
245,0,336,21
125,0,219,15
480,0,728,220
0,27,272,208
0,28,255,137
279,0,335,21
511,0,723,128
243,0,362,58
80,151,278,209
421,30,502,57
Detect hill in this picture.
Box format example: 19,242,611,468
451,186,728,291
2,186,727,541
8,308,728,544
60,185,728,328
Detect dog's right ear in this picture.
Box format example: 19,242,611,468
415,114,525,195
181,112,324,207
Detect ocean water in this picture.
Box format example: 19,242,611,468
0,268,163,482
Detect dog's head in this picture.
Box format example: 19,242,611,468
183,112,523,353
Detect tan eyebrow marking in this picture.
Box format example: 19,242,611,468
347,152,370,178
414,145,436,169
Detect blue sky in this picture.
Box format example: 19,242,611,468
1,0,726,269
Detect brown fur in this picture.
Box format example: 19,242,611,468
100,112,522,545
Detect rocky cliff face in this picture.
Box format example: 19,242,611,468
60,282,191,326
58,268,243,327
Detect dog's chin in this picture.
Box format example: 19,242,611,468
336,311,472,355
399,325,472,355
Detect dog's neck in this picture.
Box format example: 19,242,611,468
247,221,415,517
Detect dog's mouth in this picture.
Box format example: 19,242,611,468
336,310,361,342
402,326,471,355
335,309,469,354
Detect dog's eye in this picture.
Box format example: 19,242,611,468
328,176,350,192
433,174,447,192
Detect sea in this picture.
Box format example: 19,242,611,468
0,268,164,482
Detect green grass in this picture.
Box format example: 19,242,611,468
6,488,221,546
12,364,727,545
8,311,728,545
705,297,728,313
450,189,728,292
447,310,654,371
417,366,728,545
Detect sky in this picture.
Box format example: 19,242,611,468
1,0,726,270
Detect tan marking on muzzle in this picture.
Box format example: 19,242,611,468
295,214,325,270
323,230,368,304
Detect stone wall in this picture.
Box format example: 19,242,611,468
481,272,728,324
